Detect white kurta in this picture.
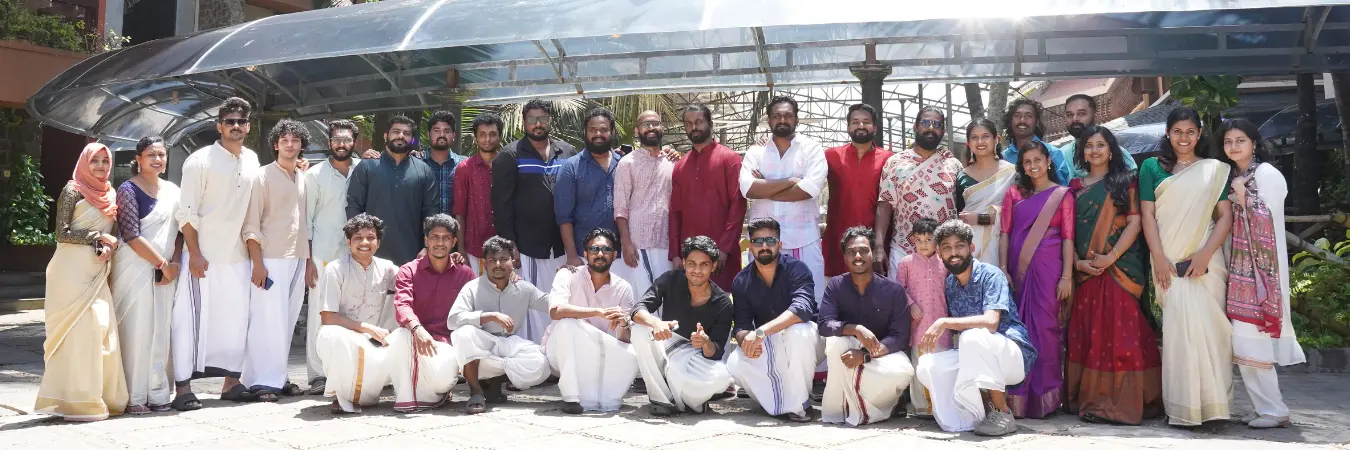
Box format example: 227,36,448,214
727,322,819,416
304,158,358,382
631,324,733,413
111,182,180,408
312,254,399,412
821,336,915,426
916,328,1026,432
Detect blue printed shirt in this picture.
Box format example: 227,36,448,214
944,260,1036,377
554,150,621,252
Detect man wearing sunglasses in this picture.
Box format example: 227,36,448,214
874,107,964,277
1000,98,1070,184
727,218,820,422
170,96,261,411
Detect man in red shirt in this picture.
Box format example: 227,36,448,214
454,113,503,275
823,104,893,277
669,104,747,291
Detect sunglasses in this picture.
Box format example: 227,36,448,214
586,245,616,254
220,118,249,127
919,119,944,129
750,236,779,246
526,116,553,125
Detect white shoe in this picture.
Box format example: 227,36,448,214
1248,415,1291,429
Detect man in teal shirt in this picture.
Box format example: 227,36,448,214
1059,94,1137,180
1001,99,1071,184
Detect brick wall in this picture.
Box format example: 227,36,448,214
1042,78,1145,141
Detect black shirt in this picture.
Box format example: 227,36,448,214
637,269,735,360
346,152,440,266
491,138,577,259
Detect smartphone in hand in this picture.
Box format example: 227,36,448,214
264,277,274,290
1174,260,1192,276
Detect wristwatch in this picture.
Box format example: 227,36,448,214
754,328,766,339
861,351,873,363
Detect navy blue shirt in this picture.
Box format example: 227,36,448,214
346,152,440,266
423,150,465,215
944,260,1036,376
818,273,911,354
731,254,816,336
554,150,621,252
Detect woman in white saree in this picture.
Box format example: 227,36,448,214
1138,108,1234,427
110,136,183,414
954,118,1017,265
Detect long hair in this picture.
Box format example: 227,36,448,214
1002,98,1046,139
1220,118,1274,175
1074,126,1133,210
964,118,1000,165
1014,140,1059,196
1156,107,1209,172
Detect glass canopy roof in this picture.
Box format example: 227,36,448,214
25,0,1350,145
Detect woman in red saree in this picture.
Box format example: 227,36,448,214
1064,126,1163,425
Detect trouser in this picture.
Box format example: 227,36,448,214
916,328,1026,432
909,347,934,416
518,255,565,344
545,318,639,412
315,325,394,413
386,328,458,412
726,323,818,416
1233,321,1291,418
612,248,672,304
171,254,252,384
241,258,306,392
450,326,551,389
631,324,732,412
821,336,915,426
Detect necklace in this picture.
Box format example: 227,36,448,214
1173,156,1199,173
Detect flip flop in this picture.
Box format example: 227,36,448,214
220,384,254,403
329,400,351,415
466,394,487,414
255,391,280,403
126,404,152,415
281,382,304,397
306,378,327,396
172,393,202,411
149,403,172,413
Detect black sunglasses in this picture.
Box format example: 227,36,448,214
750,236,779,246
586,245,616,254
220,118,249,127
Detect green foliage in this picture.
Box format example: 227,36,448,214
0,0,90,53
1289,230,1350,348
0,152,55,246
1170,75,1242,153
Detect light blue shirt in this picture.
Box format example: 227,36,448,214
1002,137,1071,185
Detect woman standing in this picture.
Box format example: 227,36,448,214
34,143,129,421
998,141,1073,419
954,118,1017,265
1064,126,1163,425
111,136,184,414
1222,119,1304,429
1139,107,1233,427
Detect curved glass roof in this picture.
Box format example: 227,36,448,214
25,0,1350,145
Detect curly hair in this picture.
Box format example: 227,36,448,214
422,213,458,237
327,119,359,139
680,236,721,263
839,226,876,254
1014,140,1060,196
218,97,251,121
343,213,385,240
1156,107,1210,172
746,217,781,238
522,99,552,119
1002,98,1046,139
584,228,619,249
268,118,311,151
472,113,504,135
933,220,974,246
1073,125,1133,210
482,235,516,256
767,95,799,115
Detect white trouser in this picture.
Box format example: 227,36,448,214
1233,320,1293,418
315,325,394,413
727,323,819,416
916,328,1026,432
171,253,251,384
546,318,639,412
821,336,915,426
518,255,564,344
305,257,330,383
386,328,458,412
631,324,733,412
451,326,551,389
781,241,826,304
612,248,672,304
241,258,306,392
887,245,909,281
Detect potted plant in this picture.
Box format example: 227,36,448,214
0,151,56,272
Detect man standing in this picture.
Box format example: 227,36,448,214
424,110,466,217
313,214,399,414
823,104,893,277
239,119,319,401
447,236,552,414
545,228,638,414
1001,98,1070,183
454,113,504,274
304,118,362,395
740,96,828,302
670,104,747,291
171,97,260,410
727,218,819,422
874,107,963,276
631,236,736,416
347,115,441,266
390,214,472,412
555,107,622,268
493,99,577,342
613,110,675,302
1061,94,1136,180
915,220,1036,436
818,226,915,426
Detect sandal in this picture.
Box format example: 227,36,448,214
466,394,487,414
126,404,152,415
256,392,280,403
172,393,203,411
329,400,352,415
149,403,172,413
281,382,304,397
220,384,254,403
306,378,327,396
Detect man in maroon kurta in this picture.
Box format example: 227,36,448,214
670,104,747,291
823,104,893,276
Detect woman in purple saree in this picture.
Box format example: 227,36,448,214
999,141,1074,419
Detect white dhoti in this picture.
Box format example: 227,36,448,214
916,328,1026,432
305,258,329,384
821,336,915,426
111,247,176,408
451,326,551,389
631,324,733,413
315,325,394,413
518,255,564,344
545,318,638,412
909,347,934,416
612,248,672,304
171,252,252,384
241,258,306,392
385,328,458,412
727,323,818,416
783,241,826,304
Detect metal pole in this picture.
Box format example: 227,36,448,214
850,42,892,148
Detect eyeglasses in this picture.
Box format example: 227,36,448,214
919,119,944,129
220,118,249,127
749,236,779,246
526,116,553,125
586,245,616,254
330,137,354,144
638,121,664,130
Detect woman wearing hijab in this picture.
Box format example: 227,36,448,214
34,143,129,421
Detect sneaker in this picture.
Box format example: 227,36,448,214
974,409,1017,437
1248,415,1292,429
561,402,584,415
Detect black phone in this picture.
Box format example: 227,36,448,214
94,241,106,256
1174,260,1192,275
154,269,164,283
264,277,274,290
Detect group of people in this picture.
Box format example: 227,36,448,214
36,92,1302,437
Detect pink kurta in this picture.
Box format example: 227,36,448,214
895,252,950,351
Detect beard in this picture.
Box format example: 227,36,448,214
585,137,612,154
588,260,613,274
639,130,664,147
1067,122,1091,139
386,139,411,154
916,131,943,150
330,146,353,161
850,129,875,144
527,127,549,142
755,250,777,266
686,127,710,145
772,124,794,139
429,138,452,151
943,255,972,275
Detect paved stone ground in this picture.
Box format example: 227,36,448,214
4,310,1350,449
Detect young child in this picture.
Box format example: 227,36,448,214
894,218,949,417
